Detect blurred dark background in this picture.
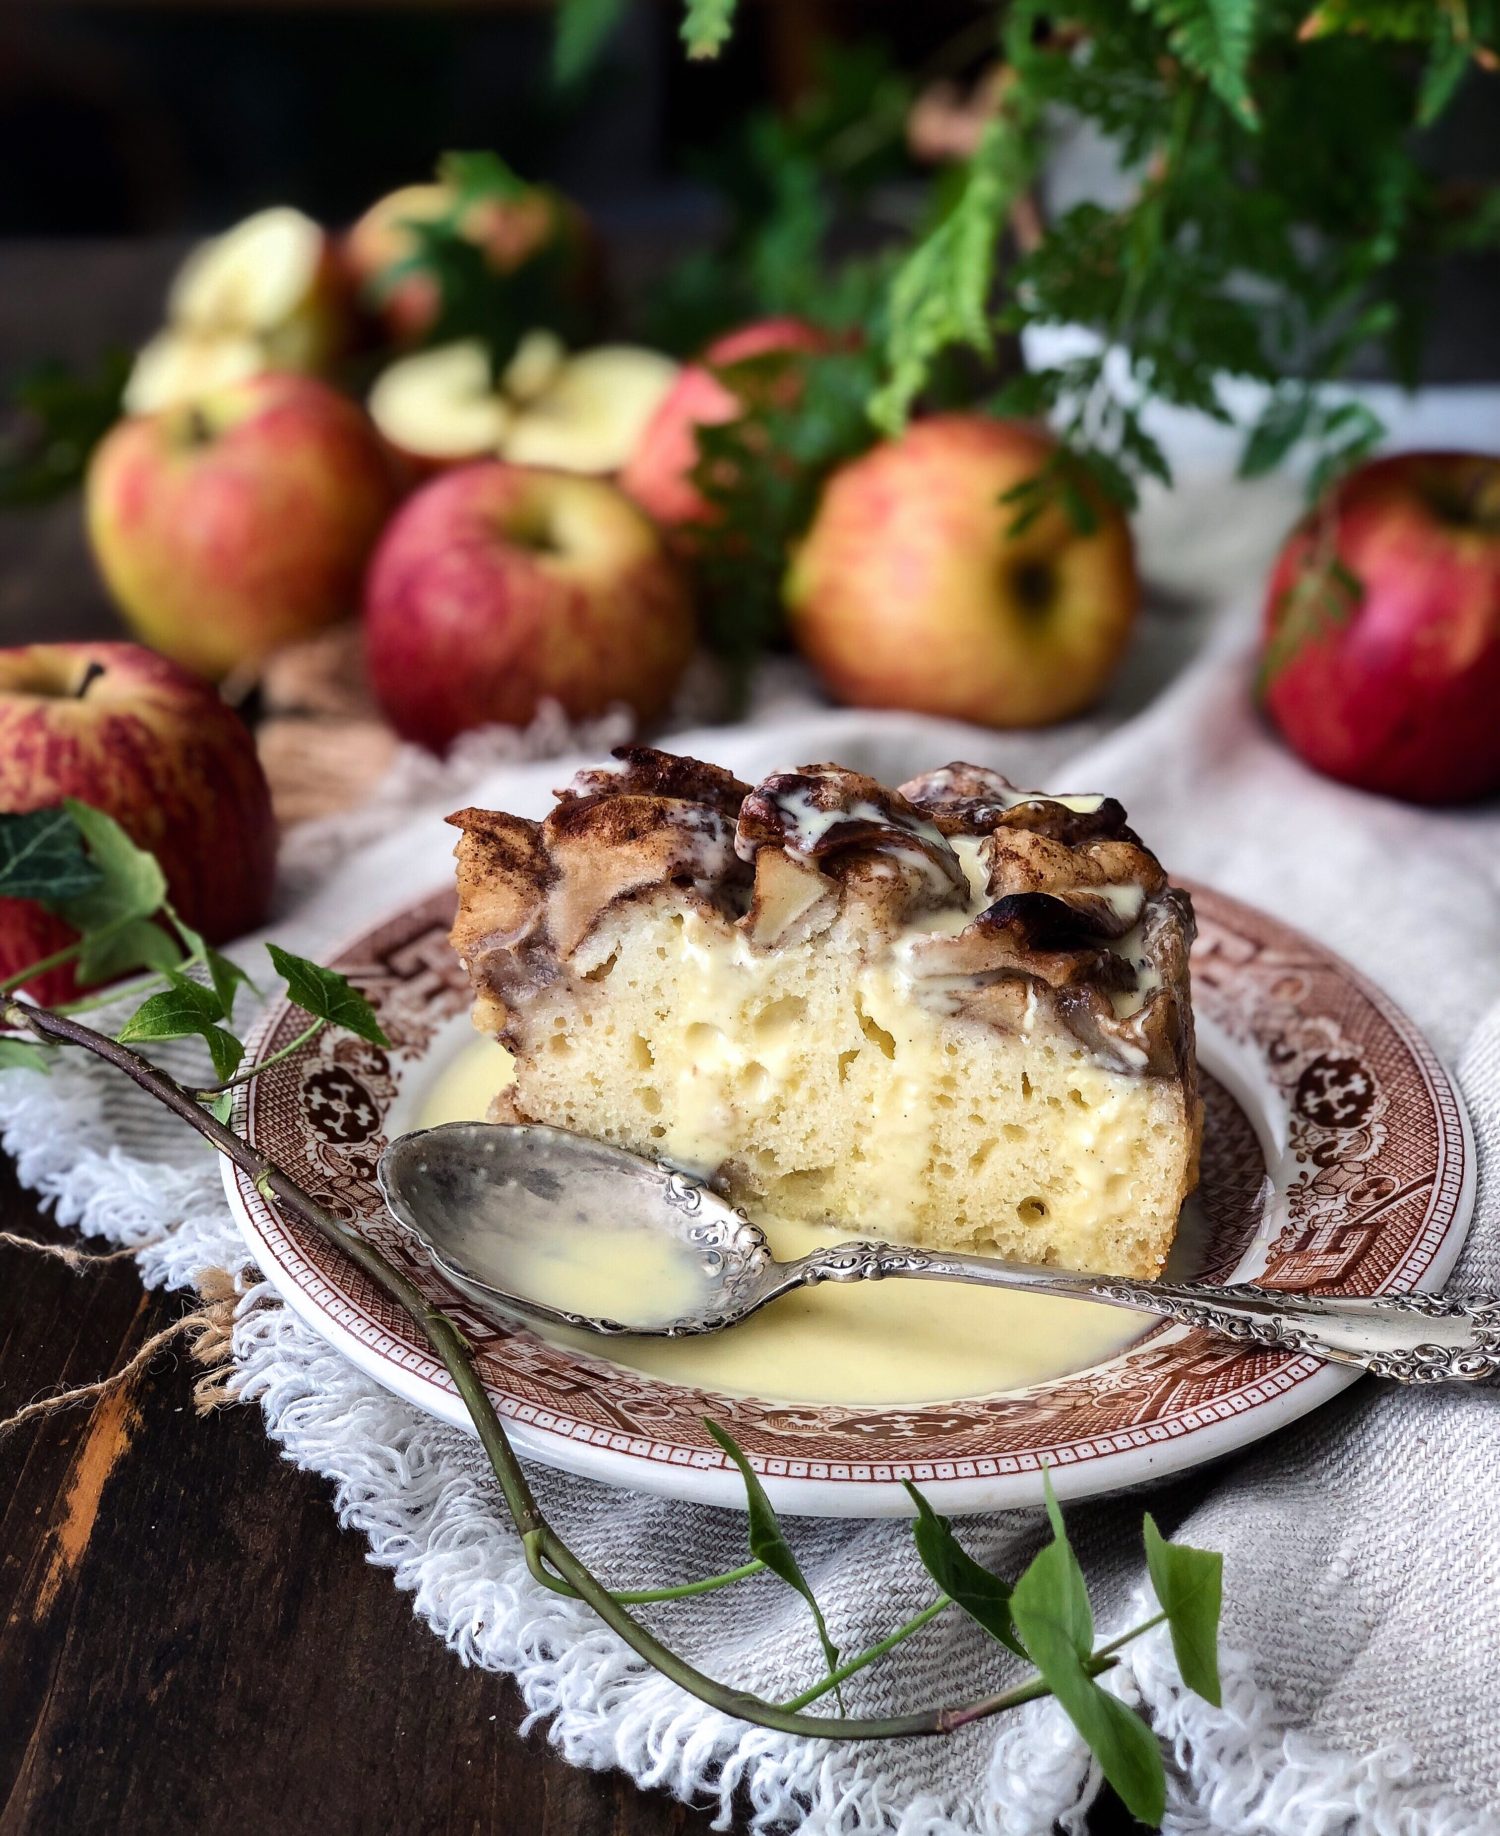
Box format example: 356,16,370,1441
4,0,1498,378
0,1,976,238
0,0,984,376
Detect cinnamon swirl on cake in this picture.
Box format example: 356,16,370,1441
447,747,1200,1279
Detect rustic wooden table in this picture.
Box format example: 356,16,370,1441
0,241,1130,1836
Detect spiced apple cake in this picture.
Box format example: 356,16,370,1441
447,748,1200,1279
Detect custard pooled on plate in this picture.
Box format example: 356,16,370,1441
447,747,1200,1279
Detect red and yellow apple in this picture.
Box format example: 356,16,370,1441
1260,451,1500,804
0,642,276,1003
786,416,1140,728
362,462,695,751
86,373,396,680
620,316,834,533
345,181,598,344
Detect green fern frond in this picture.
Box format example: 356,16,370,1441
553,0,625,87
655,0,1498,588
1136,0,1261,125
681,0,738,60
870,113,1039,432
1300,2,1456,40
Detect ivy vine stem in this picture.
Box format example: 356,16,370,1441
191,1017,325,1098
1,995,1156,1743
53,967,171,1016
525,1540,768,1605
781,1594,954,1711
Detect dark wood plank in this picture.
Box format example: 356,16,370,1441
0,1162,718,1836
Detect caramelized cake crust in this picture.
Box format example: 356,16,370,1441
447,746,1200,1278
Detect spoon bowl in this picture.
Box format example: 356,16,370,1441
378,1122,783,1335
377,1122,1500,1383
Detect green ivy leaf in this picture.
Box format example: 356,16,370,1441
170,910,257,1015
57,801,167,930
208,1091,234,1124
903,1483,1026,1658
707,1420,841,1687
1143,1514,1223,1706
117,972,244,1085
207,947,252,1015
76,915,183,986
1008,1474,1166,1825
1041,1470,1095,1656
0,808,101,904
266,944,389,1047
47,800,181,985
0,1036,51,1075
1010,1575,1167,1823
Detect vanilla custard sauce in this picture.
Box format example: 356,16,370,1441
479,1214,722,1333
416,1037,1147,1406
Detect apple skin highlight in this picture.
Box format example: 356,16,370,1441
785,415,1140,729
362,462,695,753
1260,451,1500,806
0,642,276,1004
86,373,396,680
620,317,833,534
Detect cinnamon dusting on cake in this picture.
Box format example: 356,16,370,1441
446,747,1194,1082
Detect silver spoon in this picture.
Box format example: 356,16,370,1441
377,1122,1500,1385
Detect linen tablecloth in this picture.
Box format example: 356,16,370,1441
4,388,1498,1834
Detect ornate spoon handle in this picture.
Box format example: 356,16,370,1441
786,1243,1500,1384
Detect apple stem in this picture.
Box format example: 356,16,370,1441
74,661,106,701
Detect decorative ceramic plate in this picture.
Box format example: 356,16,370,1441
225,883,1474,1517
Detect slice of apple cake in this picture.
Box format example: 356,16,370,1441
447,747,1200,1279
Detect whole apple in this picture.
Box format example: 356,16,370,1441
0,643,276,1004
362,462,695,751
786,416,1139,728
620,317,833,533
87,373,395,680
1260,451,1500,804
